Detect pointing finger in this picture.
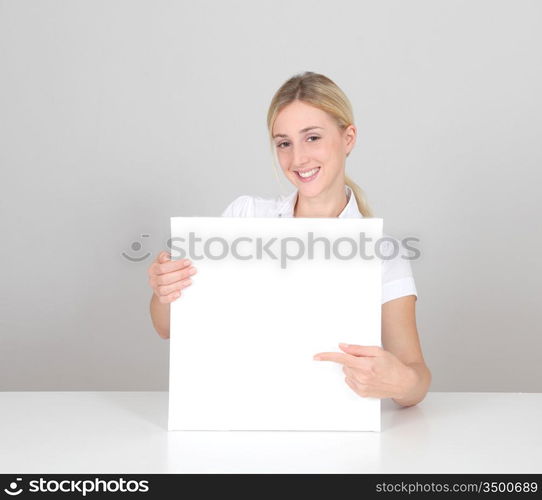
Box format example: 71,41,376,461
313,352,362,368
338,343,384,357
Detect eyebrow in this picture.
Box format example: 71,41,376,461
272,126,324,139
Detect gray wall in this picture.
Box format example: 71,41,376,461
1,0,540,391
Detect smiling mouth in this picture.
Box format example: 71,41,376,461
294,167,321,182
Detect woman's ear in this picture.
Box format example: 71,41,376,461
344,125,356,157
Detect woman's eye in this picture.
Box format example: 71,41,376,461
277,136,320,149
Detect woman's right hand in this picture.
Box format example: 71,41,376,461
148,251,198,304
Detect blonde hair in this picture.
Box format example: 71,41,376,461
266,71,373,217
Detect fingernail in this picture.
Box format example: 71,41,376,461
313,355,322,361
339,342,349,348
189,267,197,275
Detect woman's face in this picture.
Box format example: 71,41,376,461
272,100,356,196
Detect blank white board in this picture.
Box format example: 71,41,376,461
168,216,383,431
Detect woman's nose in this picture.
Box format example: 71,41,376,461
293,144,310,166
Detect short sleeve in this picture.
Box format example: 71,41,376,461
380,236,418,304
220,195,254,217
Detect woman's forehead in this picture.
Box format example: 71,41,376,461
273,104,333,134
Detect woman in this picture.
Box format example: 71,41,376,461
148,71,431,408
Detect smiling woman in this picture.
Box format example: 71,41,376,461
148,71,431,408
268,75,373,220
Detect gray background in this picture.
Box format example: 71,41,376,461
1,0,540,391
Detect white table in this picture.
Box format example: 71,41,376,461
0,392,540,474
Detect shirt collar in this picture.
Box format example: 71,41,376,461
277,185,362,218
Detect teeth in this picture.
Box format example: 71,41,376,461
298,167,319,178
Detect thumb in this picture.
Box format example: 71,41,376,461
338,343,383,357
158,251,171,264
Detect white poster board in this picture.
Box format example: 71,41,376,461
168,216,383,431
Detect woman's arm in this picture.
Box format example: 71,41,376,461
381,295,432,407
150,293,171,339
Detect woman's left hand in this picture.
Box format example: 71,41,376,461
313,343,417,400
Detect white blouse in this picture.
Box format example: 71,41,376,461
221,185,418,304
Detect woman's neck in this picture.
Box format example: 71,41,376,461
293,185,348,218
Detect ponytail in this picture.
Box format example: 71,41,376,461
345,175,373,217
